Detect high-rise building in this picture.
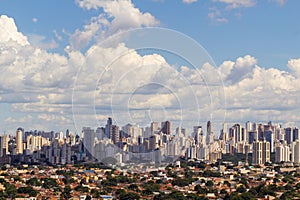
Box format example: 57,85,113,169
0,135,8,157
248,131,258,144
83,127,95,157
150,122,159,134
252,140,270,165
265,130,274,152
229,124,244,144
16,128,23,154
258,124,265,141
149,135,158,150
292,140,300,163
161,121,172,135
194,126,202,145
245,121,252,133
275,141,290,163
206,121,214,145
26,135,50,154
219,123,228,142
122,124,133,138
176,127,186,137
105,117,113,138
293,128,300,142
284,127,293,145
111,125,120,144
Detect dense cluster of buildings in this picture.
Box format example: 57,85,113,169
218,121,300,165
1,119,300,167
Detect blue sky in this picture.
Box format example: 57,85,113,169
0,0,300,134
1,0,299,68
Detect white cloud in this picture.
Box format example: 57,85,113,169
182,0,198,4
4,117,17,124
208,7,228,23
224,55,257,84
53,30,62,41
32,18,38,23
0,15,29,46
214,0,256,9
28,34,58,49
71,0,159,50
69,20,100,49
287,58,300,78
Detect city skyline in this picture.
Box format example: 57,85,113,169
0,0,300,135
2,117,300,167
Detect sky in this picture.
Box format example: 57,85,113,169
0,0,300,135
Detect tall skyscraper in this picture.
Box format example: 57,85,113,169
161,121,172,135
150,122,159,134
194,126,202,145
275,141,290,163
230,124,244,143
83,127,95,157
258,124,265,141
265,130,274,152
245,121,252,133
252,140,270,165
176,127,186,137
293,128,300,142
284,127,293,145
219,123,228,142
16,128,23,154
111,125,120,144
248,131,258,144
292,140,300,163
105,117,113,139
0,135,8,157
206,121,214,145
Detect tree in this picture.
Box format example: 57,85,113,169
75,185,89,193
119,192,140,200
27,177,42,186
128,184,139,192
154,191,187,200
220,189,228,195
168,191,186,200
224,180,231,187
239,177,249,188
42,178,58,189
172,178,191,187
91,188,101,198
236,186,246,193
205,180,214,187
142,181,160,192
61,186,72,199
195,185,207,194
240,192,256,200
5,183,17,199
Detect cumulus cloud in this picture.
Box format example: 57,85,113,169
225,55,257,84
287,58,300,78
0,15,29,46
71,0,159,50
